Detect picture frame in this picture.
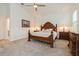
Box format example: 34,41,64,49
22,19,30,27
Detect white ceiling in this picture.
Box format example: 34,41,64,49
21,3,76,15
19,3,79,26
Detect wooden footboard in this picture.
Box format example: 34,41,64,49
28,30,54,48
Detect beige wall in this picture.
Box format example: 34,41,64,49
9,4,34,41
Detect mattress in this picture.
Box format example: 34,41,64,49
31,31,58,39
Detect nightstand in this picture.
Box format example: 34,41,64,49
59,32,69,40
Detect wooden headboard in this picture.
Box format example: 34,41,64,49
41,22,57,31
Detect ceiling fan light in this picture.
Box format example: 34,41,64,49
34,5,38,8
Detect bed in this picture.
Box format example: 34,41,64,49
28,22,57,48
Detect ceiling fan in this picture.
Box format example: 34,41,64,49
21,3,46,11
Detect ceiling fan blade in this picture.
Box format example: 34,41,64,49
37,4,46,7
21,3,33,7
21,3,24,5
25,5,33,7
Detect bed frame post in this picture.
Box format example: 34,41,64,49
56,24,57,31
50,31,53,48
28,30,31,41
41,25,42,31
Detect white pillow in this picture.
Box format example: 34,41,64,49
42,29,53,32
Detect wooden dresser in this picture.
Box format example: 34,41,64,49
59,32,69,40
69,32,79,56
69,33,77,56
76,34,79,56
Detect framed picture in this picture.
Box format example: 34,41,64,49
22,19,30,27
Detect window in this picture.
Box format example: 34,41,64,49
72,10,77,33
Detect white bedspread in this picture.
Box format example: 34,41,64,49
31,31,58,39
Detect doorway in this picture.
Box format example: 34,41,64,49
7,17,10,40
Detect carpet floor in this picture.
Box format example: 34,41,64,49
0,39,71,56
